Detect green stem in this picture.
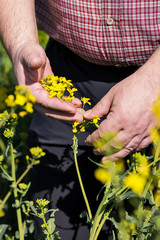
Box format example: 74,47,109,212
0,138,6,152
0,165,12,180
0,190,12,211
12,164,33,188
11,143,24,240
73,134,92,221
42,214,51,240
153,140,160,165
94,202,116,240
89,195,108,240
0,164,33,211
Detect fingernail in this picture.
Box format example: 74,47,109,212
102,156,108,163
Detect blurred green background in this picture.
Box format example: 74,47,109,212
0,30,49,239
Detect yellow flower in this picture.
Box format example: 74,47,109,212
137,159,150,178
72,122,80,133
72,127,78,133
123,172,146,195
36,199,50,209
30,146,46,159
14,94,27,106
41,75,77,101
68,88,78,97
65,96,74,102
133,152,150,178
3,128,14,138
28,94,36,103
5,94,15,107
149,127,160,145
92,116,100,124
94,168,111,184
19,111,27,118
0,209,5,218
12,113,18,119
81,97,91,105
19,183,28,191
80,124,86,132
25,102,34,113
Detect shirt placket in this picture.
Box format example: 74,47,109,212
101,0,127,65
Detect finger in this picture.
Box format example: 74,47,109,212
30,82,79,114
93,132,141,156
35,104,84,122
101,135,148,162
102,148,131,162
71,98,82,108
20,44,46,70
135,137,151,151
86,116,121,146
84,90,114,120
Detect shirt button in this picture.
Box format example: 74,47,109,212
106,17,114,26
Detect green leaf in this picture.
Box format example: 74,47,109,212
27,220,35,234
118,190,137,201
5,144,10,157
80,211,92,225
13,201,37,215
47,212,56,235
15,230,19,239
0,172,13,182
5,234,15,240
0,225,9,239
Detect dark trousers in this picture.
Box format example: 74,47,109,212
28,39,138,239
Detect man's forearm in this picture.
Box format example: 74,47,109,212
0,0,38,61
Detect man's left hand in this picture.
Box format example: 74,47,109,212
84,48,160,162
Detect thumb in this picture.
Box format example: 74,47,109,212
20,44,46,70
84,90,114,120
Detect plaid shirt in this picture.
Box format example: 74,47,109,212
35,0,160,66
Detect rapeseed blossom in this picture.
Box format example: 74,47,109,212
29,146,46,159
19,183,28,191
123,172,147,195
150,127,160,145
5,85,36,118
133,152,150,178
41,75,78,102
72,122,79,133
81,97,91,105
94,168,111,184
36,199,50,209
3,128,14,139
92,116,100,124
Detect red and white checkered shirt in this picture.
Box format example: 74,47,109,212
35,0,160,66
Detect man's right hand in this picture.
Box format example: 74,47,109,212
12,42,83,122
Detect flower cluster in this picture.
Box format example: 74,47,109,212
123,153,150,195
29,146,46,159
36,198,50,209
41,75,78,102
72,97,100,133
26,147,45,166
72,115,101,134
5,85,36,118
